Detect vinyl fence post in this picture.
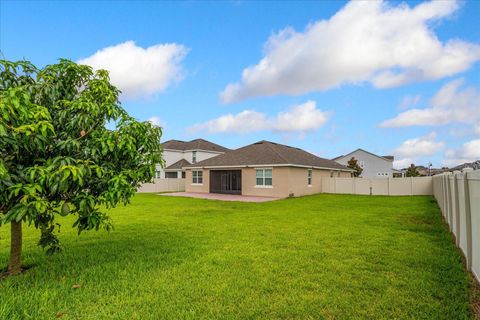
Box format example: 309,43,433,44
410,177,413,196
464,169,473,270
443,174,448,219
453,172,461,245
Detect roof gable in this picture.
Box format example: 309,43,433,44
165,159,191,170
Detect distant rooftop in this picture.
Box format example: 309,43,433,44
161,139,230,153
333,148,394,162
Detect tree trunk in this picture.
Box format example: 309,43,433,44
7,221,22,275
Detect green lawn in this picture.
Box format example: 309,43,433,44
0,194,474,319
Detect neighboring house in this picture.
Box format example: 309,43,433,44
333,148,399,178
157,139,230,179
183,140,353,198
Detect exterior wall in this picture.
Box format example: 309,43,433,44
241,167,291,198
163,150,184,167
184,169,210,193
185,166,350,198
194,150,221,163
287,167,325,197
335,149,394,178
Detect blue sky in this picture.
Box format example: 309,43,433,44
1,0,479,168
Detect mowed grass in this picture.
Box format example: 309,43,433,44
0,194,474,319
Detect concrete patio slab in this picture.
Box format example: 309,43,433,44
160,192,281,202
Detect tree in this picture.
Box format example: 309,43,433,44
347,157,363,177
0,60,163,276
406,164,420,177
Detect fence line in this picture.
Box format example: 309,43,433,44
137,178,185,193
433,169,480,280
321,177,433,196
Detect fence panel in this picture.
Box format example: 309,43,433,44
469,170,480,280
389,178,411,195
456,172,469,259
321,177,433,196
354,178,371,195
334,178,355,194
137,178,185,193
432,169,479,281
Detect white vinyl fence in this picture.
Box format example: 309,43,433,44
322,177,433,196
137,178,185,193
433,169,480,280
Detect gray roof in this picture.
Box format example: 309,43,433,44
165,159,191,171
185,140,352,171
162,139,230,153
333,148,394,162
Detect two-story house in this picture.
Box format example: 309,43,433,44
157,139,230,179
333,148,399,178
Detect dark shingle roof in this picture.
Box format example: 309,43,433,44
185,140,352,171
165,159,191,170
161,139,230,153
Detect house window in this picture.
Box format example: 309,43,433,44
155,171,162,179
256,168,272,186
192,151,197,163
359,160,365,168
307,169,312,186
330,171,334,178
192,170,203,184
181,171,186,179
165,172,178,179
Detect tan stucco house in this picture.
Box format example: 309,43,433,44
183,140,353,198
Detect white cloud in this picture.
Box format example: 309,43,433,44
271,101,329,132
188,110,267,134
398,95,421,110
393,132,444,158
188,100,329,134
381,79,480,127
475,125,480,136
392,132,444,169
444,139,480,167
147,116,165,127
393,158,415,170
220,1,480,103
79,41,188,99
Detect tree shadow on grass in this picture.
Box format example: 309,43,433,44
2,229,202,284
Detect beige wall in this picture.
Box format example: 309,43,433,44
241,167,291,197
185,166,350,198
185,169,210,193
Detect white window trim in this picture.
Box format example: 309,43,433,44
192,170,203,185
255,167,273,187
307,169,312,186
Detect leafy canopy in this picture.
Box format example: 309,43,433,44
347,157,363,177
406,164,420,177
0,59,162,253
